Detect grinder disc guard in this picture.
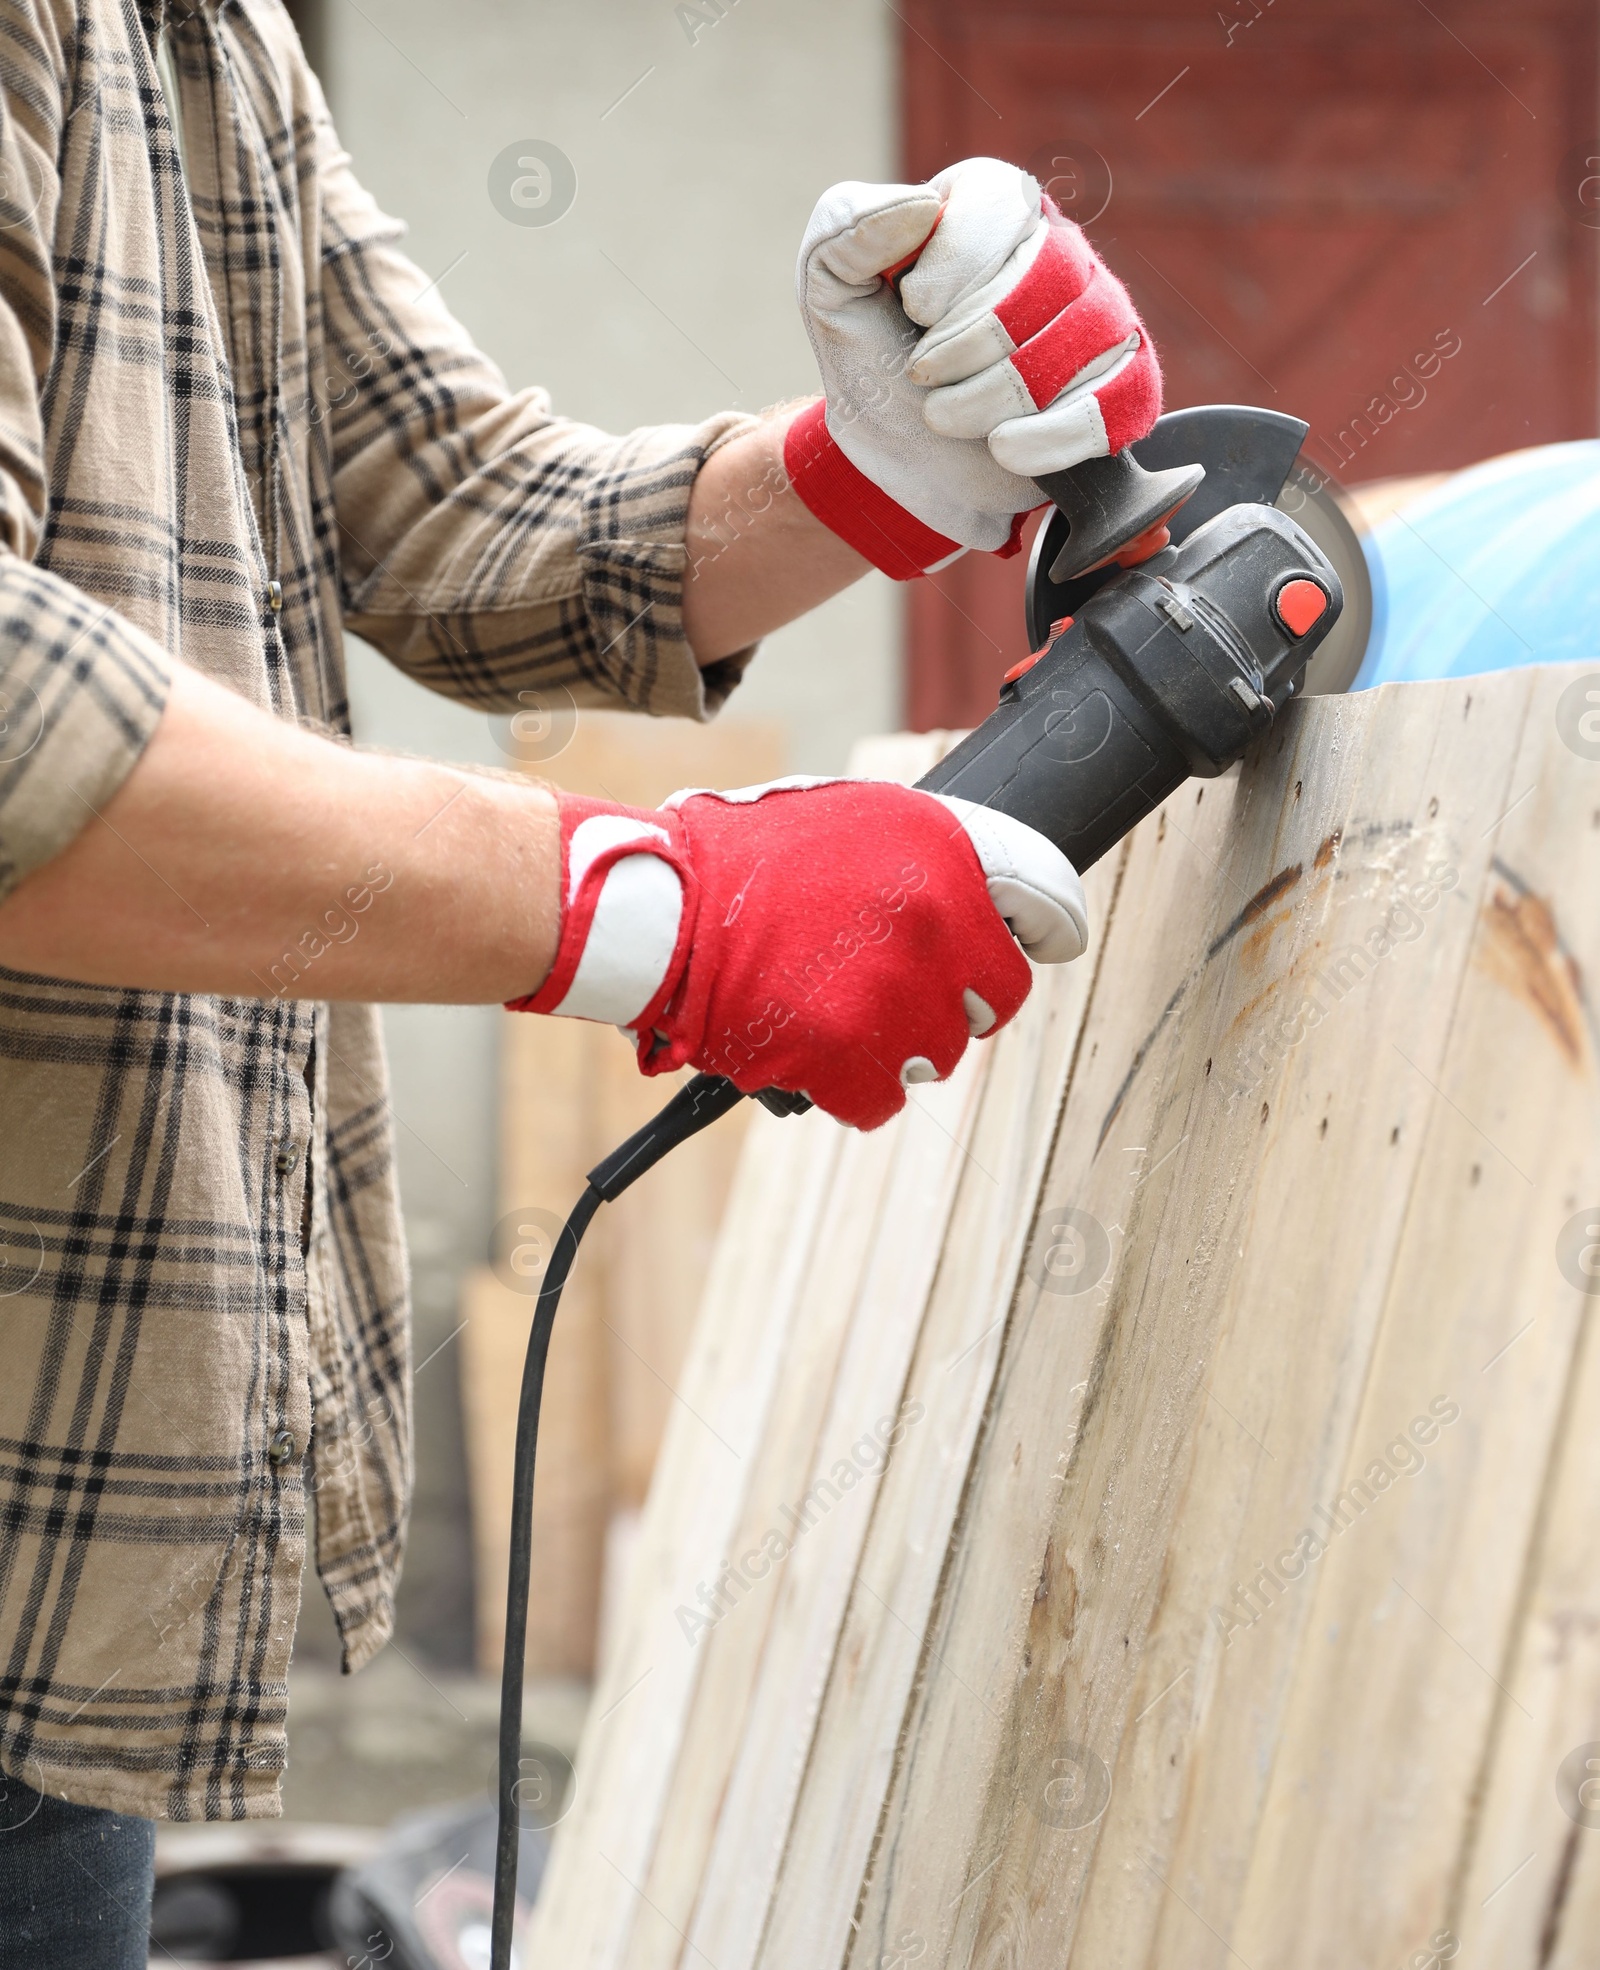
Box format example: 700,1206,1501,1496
1027,405,1314,649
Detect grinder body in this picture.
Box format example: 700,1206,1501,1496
749,405,1346,1114
918,502,1343,870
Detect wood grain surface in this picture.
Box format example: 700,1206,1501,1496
529,671,1600,1966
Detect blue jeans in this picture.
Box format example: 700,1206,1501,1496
0,1774,154,1970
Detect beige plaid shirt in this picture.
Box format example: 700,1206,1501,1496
0,0,750,1820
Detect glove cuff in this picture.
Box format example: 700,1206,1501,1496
784,400,965,580
506,795,696,1036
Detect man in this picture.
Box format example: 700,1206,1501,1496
0,0,1161,1955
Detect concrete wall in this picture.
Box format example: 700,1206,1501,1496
307,0,899,1665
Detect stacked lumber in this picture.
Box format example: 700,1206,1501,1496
528,663,1600,1967
459,711,782,1677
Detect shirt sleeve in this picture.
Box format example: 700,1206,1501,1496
314,104,760,723
0,8,172,906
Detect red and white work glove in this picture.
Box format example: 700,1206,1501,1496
787,156,1163,578
508,779,1087,1131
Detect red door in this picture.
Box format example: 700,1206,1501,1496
902,0,1599,728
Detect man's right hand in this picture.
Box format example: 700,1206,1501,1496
509,776,1088,1131
785,157,1163,580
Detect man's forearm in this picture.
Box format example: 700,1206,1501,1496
681,406,869,663
0,411,856,1002
0,664,560,1003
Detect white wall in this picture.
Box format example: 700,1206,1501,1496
315,0,899,1663
326,0,902,770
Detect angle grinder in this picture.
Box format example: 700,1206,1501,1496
485,404,1356,1968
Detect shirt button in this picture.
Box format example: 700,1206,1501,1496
266,579,283,613
275,1142,299,1175
268,1429,298,1467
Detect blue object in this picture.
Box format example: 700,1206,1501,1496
1354,440,1600,688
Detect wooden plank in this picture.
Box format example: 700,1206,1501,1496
758,852,1121,1970
1459,1272,1600,1968
682,1061,985,1967
1410,666,1600,1966
1223,666,1600,1965
1074,670,1544,1969
845,719,1323,1964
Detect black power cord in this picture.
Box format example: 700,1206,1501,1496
490,1069,782,1969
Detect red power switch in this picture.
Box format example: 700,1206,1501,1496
1274,578,1328,637
1003,616,1073,685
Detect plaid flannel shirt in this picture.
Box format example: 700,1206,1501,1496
0,0,752,1820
